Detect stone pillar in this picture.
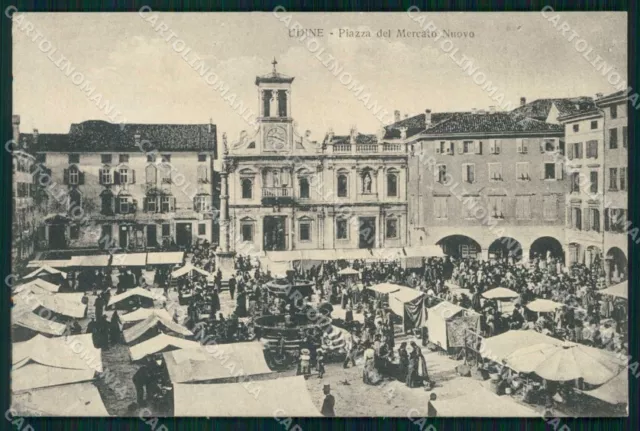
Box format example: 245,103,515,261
219,171,229,253
521,248,530,264
604,257,612,285
481,248,490,261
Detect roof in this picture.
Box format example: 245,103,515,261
129,333,201,361
27,259,72,268
596,90,627,106
337,267,360,276
255,67,294,85
13,334,102,372
389,286,425,304
173,376,321,416
147,251,184,265
599,281,627,299
383,112,465,139
511,97,596,121
108,287,157,307
429,385,539,416
164,342,272,383
12,363,96,392
123,313,192,344
11,309,67,336
421,112,563,136
24,120,216,153
15,291,87,318
11,382,109,416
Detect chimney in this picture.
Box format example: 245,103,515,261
489,106,496,114
399,127,408,140
520,97,526,107
12,115,20,143
595,93,603,99
425,109,432,126
394,110,401,122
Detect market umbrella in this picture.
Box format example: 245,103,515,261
337,267,360,276
482,287,519,300
504,342,622,385
525,299,563,313
599,281,627,299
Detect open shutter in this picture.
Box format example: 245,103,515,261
522,139,528,153
171,197,177,212
540,141,545,153
143,197,148,212
568,143,574,160
131,170,136,184
462,165,468,183
558,139,565,155
594,210,600,232
99,169,104,185
540,163,545,180
132,199,138,213
114,171,121,185
448,142,454,155
517,139,523,154
555,162,564,180
593,141,598,159
435,142,441,154
476,141,482,155
495,140,501,154
489,140,496,154
79,171,85,185
63,168,69,185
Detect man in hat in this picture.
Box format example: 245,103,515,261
320,384,335,417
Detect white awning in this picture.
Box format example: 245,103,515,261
403,246,446,258
70,255,111,267
108,287,158,307
146,252,185,265
367,283,403,295
12,382,109,416
171,263,212,278
129,333,200,361
599,281,627,299
111,253,148,267
14,278,60,294
27,260,72,268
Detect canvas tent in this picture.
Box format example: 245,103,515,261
403,246,445,258
427,301,480,351
13,334,102,372
27,260,71,268
123,314,193,344
11,307,67,338
171,263,212,278
599,281,627,299
108,287,157,308
147,252,184,265
173,376,321,416
388,286,425,332
121,308,173,324
23,265,67,281
164,342,273,384
12,382,109,416
129,333,201,361
367,283,402,296
111,253,147,267
427,386,538,417
14,290,86,319
14,278,60,294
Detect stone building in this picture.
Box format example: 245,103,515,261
400,97,593,262
219,62,410,261
23,120,218,252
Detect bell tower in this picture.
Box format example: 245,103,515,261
255,59,295,152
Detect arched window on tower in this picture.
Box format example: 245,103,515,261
337,172,349,198
278,90,287,117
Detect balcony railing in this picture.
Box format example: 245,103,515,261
334,144,352,153
330,143,406,154
262,187,293,198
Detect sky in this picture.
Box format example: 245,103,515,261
13,11,627,142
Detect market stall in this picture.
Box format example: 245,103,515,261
107,287,157,310
22,265,67,284
129,333,201,361
146,252,185,266
482,287,519,314
11,382,109,416
123,313,193,345
427,301,480,351
599,281,627,299
14,278,60,294
69,255,111,267
388,286,425,333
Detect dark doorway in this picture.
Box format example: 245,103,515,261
48,225,67,249
436,235,481,259
147,225,157,248
358,217,376,249
530,236,565,263
176,223,193,248
489,237,523,261
263,216,287,251
119,225,129,249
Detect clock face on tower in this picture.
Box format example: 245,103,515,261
264,126,288,152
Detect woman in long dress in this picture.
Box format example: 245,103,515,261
362,342,382,385
411,341,430,387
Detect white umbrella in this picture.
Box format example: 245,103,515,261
599,281,627,299
525,298,563,313
482,287,519,300
505,342,622,385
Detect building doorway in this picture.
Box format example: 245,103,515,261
147,225,157,248
263,216,287,251
176,223,193,248
119,225,129,249
358,217,376,249
48,225,67,250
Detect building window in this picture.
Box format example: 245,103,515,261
590,171,598,194
571,142,583,159
119,154,129,163
516,196,531,220
198,154,207,162
68,154,80,164
197,165,209,183
570,172,580,193
68,166,80,185
101,154,112,164
572,124,579,133
336,219,348,240
434,197,448,219
609,168,618,190
609,128,618,149
516,162,530,181
161,165,172,184
463,197,479,219
194,195,210,212
241,178,253,199
517,139,528,154
299,177,310,199
146,164,157,185
572,207,582,230
436,164,447,184
386,172,398,196
241,223,254,242
337,173,348,197
489,140,501,154
118,196,131,214
161,196,174,213
162,223,170,237
462,164,475,183
590,208,600,232
463,140,475,154
543,195,557,220
70,225,80,240
620,167,627,190
488,196,504,218
611,105,617,119
161,154,171,163
99,167,112,185
586,140,598,158
437,141,447,154
299,221,311,242
623,126,627,148
488,163,503,181
198,223,206,235
146,196,158,213
385,217,398,239
590,120,598,130
119,167,129,184
542,139,557,153
544,163,556,180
